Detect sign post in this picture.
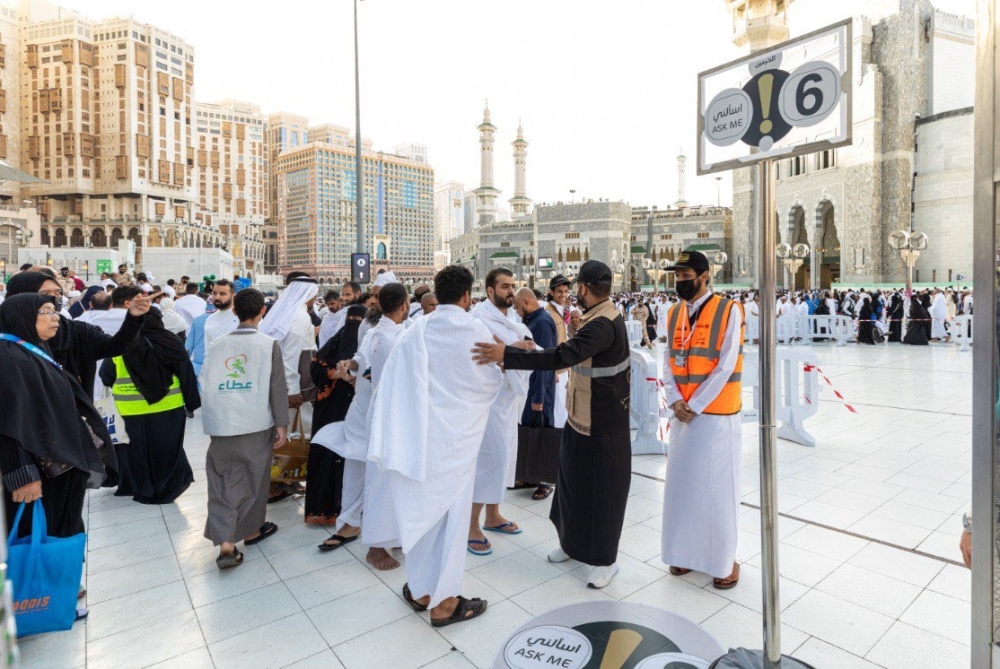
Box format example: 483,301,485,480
697,19,852,669
351,252,371,284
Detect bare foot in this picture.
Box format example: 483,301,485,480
367,547,400,571
429,596,458,622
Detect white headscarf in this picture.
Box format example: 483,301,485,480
259,278,319,340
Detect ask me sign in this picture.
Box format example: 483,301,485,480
697,19,853,175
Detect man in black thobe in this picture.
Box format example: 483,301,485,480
473,260,630,589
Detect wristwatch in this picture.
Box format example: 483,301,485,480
963,512,972,534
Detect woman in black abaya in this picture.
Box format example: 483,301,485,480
857,295,877,345
903,295,932,345
887,292,904,343
0,294,117,539
304,304,366,525
99,308,200,504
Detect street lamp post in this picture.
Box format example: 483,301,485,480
353,0,364,255
776,243,810,294
83,261,90,282
888,230,928,298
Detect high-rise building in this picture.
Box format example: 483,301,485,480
463,191,476,233
433,180,464,268
274,141,434,284
265,111,308,271
193,99,267,276
394,142,427,164
308,123,352,149
19,0,213,262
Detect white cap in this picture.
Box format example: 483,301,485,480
140,283,154,293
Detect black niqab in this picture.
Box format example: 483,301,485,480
0,294,113,484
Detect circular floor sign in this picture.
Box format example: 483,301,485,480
493,601,724,669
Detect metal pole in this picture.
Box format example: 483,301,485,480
757,158,782,668
971,0,997,665
353,0,364,254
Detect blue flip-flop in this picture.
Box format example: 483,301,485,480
467,539,493,555
484,522,522,535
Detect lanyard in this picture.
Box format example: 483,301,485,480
0,333,62,370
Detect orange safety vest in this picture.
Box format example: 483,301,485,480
667,294,744,415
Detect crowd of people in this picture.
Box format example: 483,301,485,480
612,285,972,346
0,253,973,635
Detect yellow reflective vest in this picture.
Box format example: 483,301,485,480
111,356,184,416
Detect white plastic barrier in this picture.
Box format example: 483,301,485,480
741,347,821,447
629,346,668,455
625,320,643,349
954,315,973,352
799,315,852,347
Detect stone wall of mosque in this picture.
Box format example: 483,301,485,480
912,108,974,284
729,2,977,288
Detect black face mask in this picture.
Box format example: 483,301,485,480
676,279,700,301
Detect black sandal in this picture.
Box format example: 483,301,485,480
532,485,553,500
216,547,244,569
430,596,488,628
267,491,291,504
318,534,359,552
402,583,428,612
244,522,278,545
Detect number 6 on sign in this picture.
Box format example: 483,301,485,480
779,61,841,127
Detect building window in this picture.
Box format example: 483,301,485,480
565,232,579,239
818,150,836,170
697,232,710,239
788,155,805,177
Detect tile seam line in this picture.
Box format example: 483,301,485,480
629,470,965,568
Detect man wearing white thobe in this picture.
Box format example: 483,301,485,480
174,283,207,326
368,265,502,626
205,280,240,344
318,281,359,348
468,269,532,554
660,251,744,589
313,281,408,571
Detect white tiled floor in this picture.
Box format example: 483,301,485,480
17,340,974,668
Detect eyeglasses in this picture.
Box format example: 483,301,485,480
37,310,59,319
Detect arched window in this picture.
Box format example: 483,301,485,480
110,228,124,247
91,228,107,247
376,242,387,260
70,228,84,247
54,228,67,248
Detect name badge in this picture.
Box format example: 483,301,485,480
675,354,687,367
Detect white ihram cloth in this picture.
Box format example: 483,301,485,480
204,309,239,344
660,294,744,579
360,317,407,546
471,299,532,504
656,300,669,339
930,293,948,339
367,305,502,607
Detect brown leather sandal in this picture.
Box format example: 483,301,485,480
713,563,740,590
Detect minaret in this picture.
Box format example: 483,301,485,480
474,103,500,227
675,150,688,209
726,0,795,52
509,120,532,217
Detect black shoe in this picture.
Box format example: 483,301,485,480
186,410,195,419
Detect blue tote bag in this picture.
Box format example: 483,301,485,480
6,499,86,637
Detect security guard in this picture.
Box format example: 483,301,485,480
659,250,745,589
473,259,630,589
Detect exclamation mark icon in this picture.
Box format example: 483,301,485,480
758,73,774,135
